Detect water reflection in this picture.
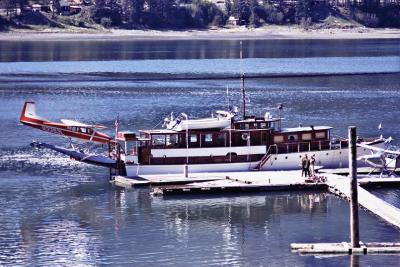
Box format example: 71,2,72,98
0,39,399,62
1,175,400,266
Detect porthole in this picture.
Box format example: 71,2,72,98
285,156,288,159
275,157,277,160
326,153,329,156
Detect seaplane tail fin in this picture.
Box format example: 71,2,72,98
20,101,35,121
20,101,48,123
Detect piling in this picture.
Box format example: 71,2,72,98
349,126,360,248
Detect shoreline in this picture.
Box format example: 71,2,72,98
1,26,400,41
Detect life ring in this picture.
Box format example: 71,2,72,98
242,133,249,140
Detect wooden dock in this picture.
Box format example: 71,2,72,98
291,242,400,255
326,174,400,230
148,170,329,196
112,170,328,190
112,173,226,187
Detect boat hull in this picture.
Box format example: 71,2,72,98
125,145,381,177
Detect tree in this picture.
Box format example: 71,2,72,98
132,0,144,24
295,0,314,26
4,0,17,19
92,0,122,27
233,0,251,25
52,0,61,17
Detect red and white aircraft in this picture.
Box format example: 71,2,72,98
20,101,112,144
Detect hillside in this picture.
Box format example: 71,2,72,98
1,0,399,32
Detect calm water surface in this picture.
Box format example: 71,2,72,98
0,39,400,266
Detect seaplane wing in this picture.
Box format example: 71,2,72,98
20,101,111,144
357,143,400,155
60,119,91,127
60,119,107,130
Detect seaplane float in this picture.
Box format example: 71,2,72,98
20,98,400,178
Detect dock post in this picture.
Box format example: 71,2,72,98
349,126,360,248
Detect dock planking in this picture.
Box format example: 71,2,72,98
112,173,227,187
326,174,400,230
153,171,327,195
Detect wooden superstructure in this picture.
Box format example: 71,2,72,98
116,113,334,167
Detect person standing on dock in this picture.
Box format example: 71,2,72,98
310,155,316,176
301,154,308,177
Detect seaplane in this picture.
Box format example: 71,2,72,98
20,101,118,168
357,139,400,176
20,101,112,144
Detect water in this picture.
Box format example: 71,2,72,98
0,38,400,266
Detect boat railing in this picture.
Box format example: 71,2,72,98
275,140,337,154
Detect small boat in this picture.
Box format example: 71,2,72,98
164,110,235,131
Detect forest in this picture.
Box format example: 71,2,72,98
1,0,400,31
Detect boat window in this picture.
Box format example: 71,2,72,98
166,134,179,147
205,134,213,142
217,133,226,146
288,135,298,142
81,127,86,133
260,123,266,128
245,124,249,129
273,135,284,143
152,135,165,146
315,131,326,139
190,134,197,143
302,133,312,140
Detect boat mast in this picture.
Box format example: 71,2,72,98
239,41,246,120
241,73,246,119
